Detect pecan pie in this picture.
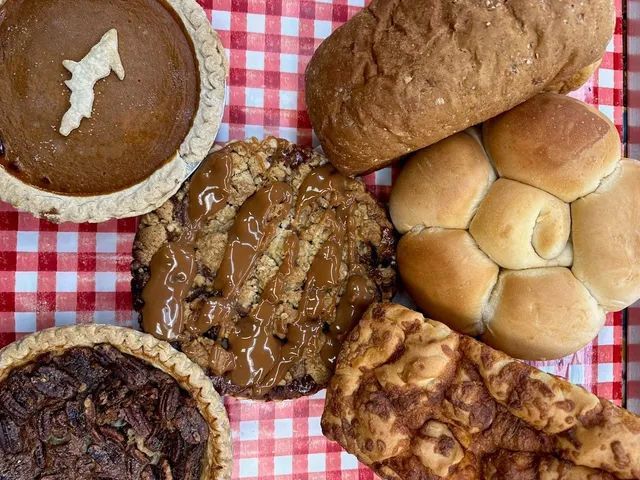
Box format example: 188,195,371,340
132,137,397,400
0,0,226,222
0,325,232,480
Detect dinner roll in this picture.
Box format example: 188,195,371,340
390,132,495,233
397,228,499,336
390,94,636,361
484,93,621,202
482,269,605,360
469,179,572,269
572,159,640,311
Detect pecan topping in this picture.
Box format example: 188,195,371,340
0,345,208,479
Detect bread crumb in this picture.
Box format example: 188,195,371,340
435,98,445,106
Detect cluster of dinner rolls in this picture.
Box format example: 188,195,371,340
391,93,640,360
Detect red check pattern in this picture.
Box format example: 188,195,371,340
0,0,629,478
627,0,640,415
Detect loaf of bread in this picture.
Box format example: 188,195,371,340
322,303,640,480
390,94,637,361
305,0,615,176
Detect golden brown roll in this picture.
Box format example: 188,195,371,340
389,131,495,234
322,303,640,480
484,93,621,202
397,228,498,336
572,159,640,311
469,178,572,269
483,268,605,360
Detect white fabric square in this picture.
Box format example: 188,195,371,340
280,53,298,73
274,456,293,475
307,416,322,437
95,272,116,292
56,272,77,292
274,418,293,438
238,458,259,478
307,453,326,473
281,16,299,37
212,11,231,31
57,232,79,253
341,451,359,470
247,13,266,34
568,364,585,385
246,50,265,70
278,127,298,142
279,90,298,110
96,233,118,253
598,363,614,382
375,168,393,187
246,88,265,108
94,311,117,324
15,272,38,293
598,326,614,345
17,232,39,253
599,104,615,122
314,20,332,39
55,311,77,326
15,312,36,333
239,420,259,441
598,68,615,88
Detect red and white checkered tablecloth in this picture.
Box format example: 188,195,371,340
0,0,629,478
626,0,640,416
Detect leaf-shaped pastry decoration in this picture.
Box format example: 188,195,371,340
59,29,125,137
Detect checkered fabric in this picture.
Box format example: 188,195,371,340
0,0,628,478
626,0,640,416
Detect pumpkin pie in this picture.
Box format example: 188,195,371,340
0,0,227,222
0,324,232,479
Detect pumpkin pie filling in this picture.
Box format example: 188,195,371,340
0,0,199,195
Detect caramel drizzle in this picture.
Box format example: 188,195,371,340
143,159,378,394
141,150,233,341
253,229,344,395
226,234,300,387
189,182,294,337
225,164,377,395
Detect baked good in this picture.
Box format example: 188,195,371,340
484,93,621,202
397,228,498,336
469,179,573,269
483,269,604,361
305,0,615,176
131,137,396,400
322,303,640,480
0,324,232,479
571,159,640,311
391,93,634,360
389,133,495,234
0,0,226,222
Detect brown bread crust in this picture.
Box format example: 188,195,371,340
322,303,640,479
305,0,615,176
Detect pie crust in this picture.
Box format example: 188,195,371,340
0,0,227,223
0,324,233,480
